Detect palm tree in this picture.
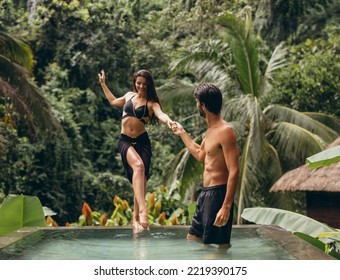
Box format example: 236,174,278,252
0,30,63,143
163,10,339,224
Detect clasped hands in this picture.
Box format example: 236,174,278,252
167,120,183,135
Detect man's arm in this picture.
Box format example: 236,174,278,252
172,122,205,162
214,125,239,227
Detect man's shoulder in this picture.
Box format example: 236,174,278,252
218,122,237,142
220,121,235,133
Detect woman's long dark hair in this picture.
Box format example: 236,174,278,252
133,69,160,125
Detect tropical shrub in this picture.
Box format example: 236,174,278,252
270,37,340,117
62,185,191,227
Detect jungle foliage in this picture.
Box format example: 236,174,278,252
0,0,339,225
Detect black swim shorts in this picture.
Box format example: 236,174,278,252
188,185,234,245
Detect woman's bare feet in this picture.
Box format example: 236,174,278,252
132,218,144,233
139,209,150,230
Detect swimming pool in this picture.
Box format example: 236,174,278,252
0,225,334,260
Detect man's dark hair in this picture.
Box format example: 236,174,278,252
193,83,222,115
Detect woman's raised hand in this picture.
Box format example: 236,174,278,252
98,70,106,85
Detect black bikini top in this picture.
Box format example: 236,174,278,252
122,95,149,124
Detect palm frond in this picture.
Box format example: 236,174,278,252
0,31,34,71
217,12,260,97
188,60,233,93
0,56,64,140
227,120,247,140
265,142,283,185
170,39,231,73
170,39,234,92
260,41,290,97
235,132,261,224
0,75,37,138
304,112,340,134
163,135,203,200
236,99,265,223
263,143,297,211
237,135,289,219
164,147,191,197
236,130,291,224
179,154,203,198
231,95,290,223
157,78,196,112
224,95,267,155
268,121,327,164
223,95,255,124
264,42,290,79
264,105,339,144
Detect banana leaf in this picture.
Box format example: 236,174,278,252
294,232,340,260
306,146,340,169
316,232,340,241
241,207,336,237
0,194,45,237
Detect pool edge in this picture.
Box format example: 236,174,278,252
253,225,335,260
0,225,336,260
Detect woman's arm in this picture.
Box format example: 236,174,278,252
151,102,174,128
98,70,125,107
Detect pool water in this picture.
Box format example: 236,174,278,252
0,226,297,260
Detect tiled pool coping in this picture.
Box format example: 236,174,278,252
0,225,335,260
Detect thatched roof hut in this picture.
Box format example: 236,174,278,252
270,162,340,192
270,137,340,193
270,137,340,228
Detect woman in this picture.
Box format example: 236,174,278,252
98,69,174,231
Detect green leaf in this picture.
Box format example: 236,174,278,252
0,194,45,237
241,207,336,237
306,146,340,169
294,232,340,260
217,12,260,97
316,232,340,241
304,112,340,133
264,105,338,144
187,202,196,223
0,31,34,70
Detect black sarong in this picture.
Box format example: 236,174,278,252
118,132,152,183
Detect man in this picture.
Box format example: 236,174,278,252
172,83,239,248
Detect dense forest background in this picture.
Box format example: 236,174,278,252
1,0,339,225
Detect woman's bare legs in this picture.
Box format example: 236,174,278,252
132,196,143,232
133,196,139,221
126,147,149,230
